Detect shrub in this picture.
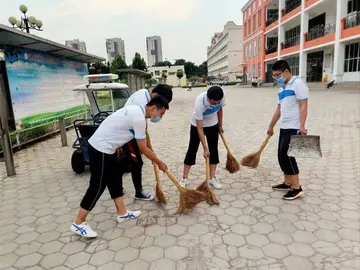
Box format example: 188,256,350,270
181,83,207,88
224,81,238,86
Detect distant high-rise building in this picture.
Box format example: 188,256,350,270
146,36,163,67
106,38,126,64
65,39,87,52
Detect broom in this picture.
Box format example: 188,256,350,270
154,164,167,205
196,158,219,205
219,132,240,173
165,170,207,214
240,135,271,168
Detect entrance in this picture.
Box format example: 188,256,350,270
307,51,324,82
266,63,274,83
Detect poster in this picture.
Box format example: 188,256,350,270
4,48,88,130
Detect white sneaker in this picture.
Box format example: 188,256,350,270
117,210,141,223
179,178,187,188
70,222,97,238
210,178,222,190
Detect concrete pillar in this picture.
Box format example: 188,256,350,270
299,8,309,81
332,0,348,82
277,0,284,59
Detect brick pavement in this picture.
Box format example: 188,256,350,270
0,86,359,270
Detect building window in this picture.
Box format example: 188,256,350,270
252,64,256,77
244,22,247,37
287,57,300,75
248,19,252,35
244,45,247,59
155,70,160,76
344,42,360,72
258,63,261,78
258,37,262,55
254,41,257,56
258,10,262,28
253,15,256,31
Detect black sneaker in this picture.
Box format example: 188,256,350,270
283,187,304,200
272,183,291,191
135,190,155,201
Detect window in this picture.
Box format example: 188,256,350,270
249,19,252,35
258,63,261,78
287,57,300,75
155,70,160,76
344,42,360,72
258,10,262,28
258,37,262,55
252,64,256,77
253,15,257,31
254,41,257,56
245,45,247,59
244,22,247,37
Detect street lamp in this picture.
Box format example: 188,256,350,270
8,4,43,34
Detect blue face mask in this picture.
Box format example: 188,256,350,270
150,117,161,123
277,76,286,87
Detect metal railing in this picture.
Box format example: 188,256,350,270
266,15,279,26
344,11,360,29
283,35,300,49
284,0,301,15
307,22,336,41
266,45,278,55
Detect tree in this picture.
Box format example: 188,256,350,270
132,52,147,71
145,77,157,87
189,76,200,83
88,61,110,74
174,59,186,65
198,61,208,77
155,60,172,67
110,55,127,78
161,71,168,83
176,70,184,86
184,61,197,78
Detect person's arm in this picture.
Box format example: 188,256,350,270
196,120,208,152
299,100,308,134
145,128,153,152
217,107,224,133
267,105,280,136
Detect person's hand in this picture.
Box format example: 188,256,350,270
267,126,274,136
157,161,168,172
299,126,307,135
203,148,210,159
219,125,224,134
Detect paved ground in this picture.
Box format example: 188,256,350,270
0,86,359,270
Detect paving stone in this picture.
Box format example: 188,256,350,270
262,243,290,259
314,229,341,243
40,252,68,269
62,242,87,255
14,253,42,269
114,247,139,263
283,255,313,270
123,259,148,270
223,233,246,247
164,246,188,261
139,246,163,262
89,250,115,266
238,245,264,260
0,242,18,256
145,225,166,238
0,253,18,269
292,231,317,244
154,234,176,248
231,224,251,236
252,222,274,234
150,258,176,270
245,233,270,247
65,252,91,268
166,224,187,237
188,224,209,235
98,262,123,270
288,242,316,257
108,237,131,251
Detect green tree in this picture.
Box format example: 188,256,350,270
174,59,186,65
145,77,157,87
176,70,184,86
110,55,127,77
155,60,172,67
161,71,168,83
132,52,147,71
198,61,208,77
189,76,200,83
184,61,197,78
88,61,110,74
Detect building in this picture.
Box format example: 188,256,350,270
207,21,244,82
146,36,163,67
242,0,360,83
106,38,126,64
65,39,87,52
147,65,187,87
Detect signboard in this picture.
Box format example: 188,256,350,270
4,48,88,130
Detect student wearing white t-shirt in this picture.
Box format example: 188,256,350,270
181,86,225,190
267,60,308,200
70,96,169,238
123,84,173,201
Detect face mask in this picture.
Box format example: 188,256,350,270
277,76,286,87
150,116,161,123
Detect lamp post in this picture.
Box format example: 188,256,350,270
8,4,43,34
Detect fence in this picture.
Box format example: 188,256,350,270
283,35,300,49
345,11,360,29
307,22,336,41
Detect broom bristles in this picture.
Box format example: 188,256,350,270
240,153,260,168
175,189,207,214
225,153,241,173
155,183,167,205
196,181,219,205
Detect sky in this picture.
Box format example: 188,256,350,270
1,0,248,66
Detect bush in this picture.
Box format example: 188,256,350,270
224,81,238,86
181,83,207,88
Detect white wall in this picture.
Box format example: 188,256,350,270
148,65,187,87
343,72,360,82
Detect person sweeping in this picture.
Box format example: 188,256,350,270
267,60,308,200
70,96,169,238
181,86,225,190
122,84,173,201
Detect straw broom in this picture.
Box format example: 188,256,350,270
240,135,271,168
196,158,219,205
165,170,206,214
153,164,167,205
219,132,240,173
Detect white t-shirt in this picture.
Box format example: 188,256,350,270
124,89,151,107
191,92,226,127
89,105,146,154
277,77,309,129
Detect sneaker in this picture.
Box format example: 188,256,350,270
272,182,291,191
117,210,141,223
179,178,187,188
135,190,154,201
283,187,304,200
70,222,97,238
210,178,222,190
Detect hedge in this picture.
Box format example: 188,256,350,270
181,83,207,88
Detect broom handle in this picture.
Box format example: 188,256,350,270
205,158,210,182
153,164,160,184
258,135,271,153
219,132,231,153
165,170,184,191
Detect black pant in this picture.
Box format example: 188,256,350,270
278,129,299,175
184,124,220,165
80,144,124,211
121,138,143,191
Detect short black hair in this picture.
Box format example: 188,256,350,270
272,60,291,73
146,95,169,110
152,84,173,103
207,86,224,101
